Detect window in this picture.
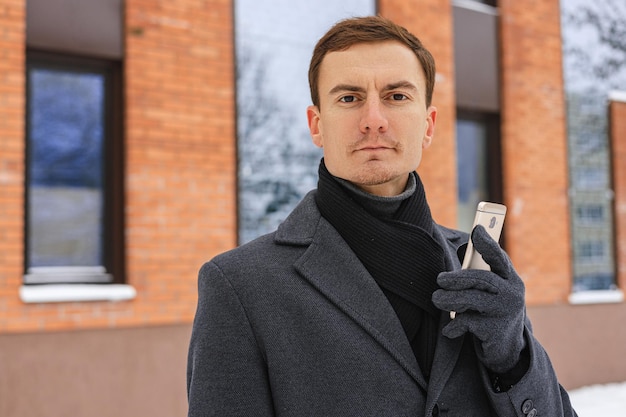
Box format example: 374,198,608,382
235,0,376,244
24,51,124,284
573,168,608,190
453,0,497,10
456,112,502,233
453,1,502,233
578,241,607,263
560,0,625,291
576,204,605,224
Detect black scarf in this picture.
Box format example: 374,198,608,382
315,159,446,377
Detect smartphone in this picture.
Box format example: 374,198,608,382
461,201,507,270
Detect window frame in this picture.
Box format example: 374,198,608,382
24,50,125,284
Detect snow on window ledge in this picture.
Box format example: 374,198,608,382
19,284,136,304
568,289,624,305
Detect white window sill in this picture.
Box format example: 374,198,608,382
608,90,626,103
19,284,136,304
24,266,112,284
568,289,624,305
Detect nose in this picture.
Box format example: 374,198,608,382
359,98,388,133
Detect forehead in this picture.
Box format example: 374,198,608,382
318,41,424,87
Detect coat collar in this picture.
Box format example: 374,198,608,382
274,191,321,246
275,191,469,396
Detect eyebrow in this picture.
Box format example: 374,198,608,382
328,84,365,96
386,81,418,92
327,81,418,96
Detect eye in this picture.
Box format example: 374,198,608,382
390,93,408,101
339,95,356,103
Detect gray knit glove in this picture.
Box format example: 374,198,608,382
432,225,526,373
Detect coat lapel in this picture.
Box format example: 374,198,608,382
425,226,468,410
274,192,470,396
293,218,428,391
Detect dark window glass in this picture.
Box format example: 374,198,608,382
456,119,488,232
456,112,502,233
28,68,105,267
25,52,123,283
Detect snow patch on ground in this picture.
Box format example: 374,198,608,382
569,381,626,416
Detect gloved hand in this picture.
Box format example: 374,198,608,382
432,225,526,374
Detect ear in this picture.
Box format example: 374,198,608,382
422,105,437,149
307,105,323,148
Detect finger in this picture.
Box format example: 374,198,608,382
437,270,500,293
471,225,511,276
432,289,466,312
433,288,502,315
441,318,469,339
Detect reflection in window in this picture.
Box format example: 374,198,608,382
456,119,488,233
27,67,106,269
235,0,376,244
573,168,607,190
455,112,501,234
576,205,605,224
577,241,606,263
560,0,625,291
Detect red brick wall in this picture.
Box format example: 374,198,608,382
0,0,593,330
0,0,237,332
364,0,574,305
124,0,237,323
380,0,458,227
0,0,26,329
499,0,572,305
611,97,626,291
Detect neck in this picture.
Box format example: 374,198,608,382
336,173,417,218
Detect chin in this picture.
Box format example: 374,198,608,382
353,169,400,187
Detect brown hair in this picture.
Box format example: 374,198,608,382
308,15,436,108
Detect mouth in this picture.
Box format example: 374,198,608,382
356,145,394,152
351,136,398,154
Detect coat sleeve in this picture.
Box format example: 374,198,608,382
483,325,578,417
187,261,275,417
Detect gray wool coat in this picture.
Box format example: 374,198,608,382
187,191,577,417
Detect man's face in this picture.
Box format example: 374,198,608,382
307,41,436,197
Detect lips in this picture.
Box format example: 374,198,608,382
351,136,398,153
356,144,393,151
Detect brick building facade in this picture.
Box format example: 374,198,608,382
1,0,625,416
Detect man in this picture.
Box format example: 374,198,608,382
187,16,577,417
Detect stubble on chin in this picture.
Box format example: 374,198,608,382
350,160,401,187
